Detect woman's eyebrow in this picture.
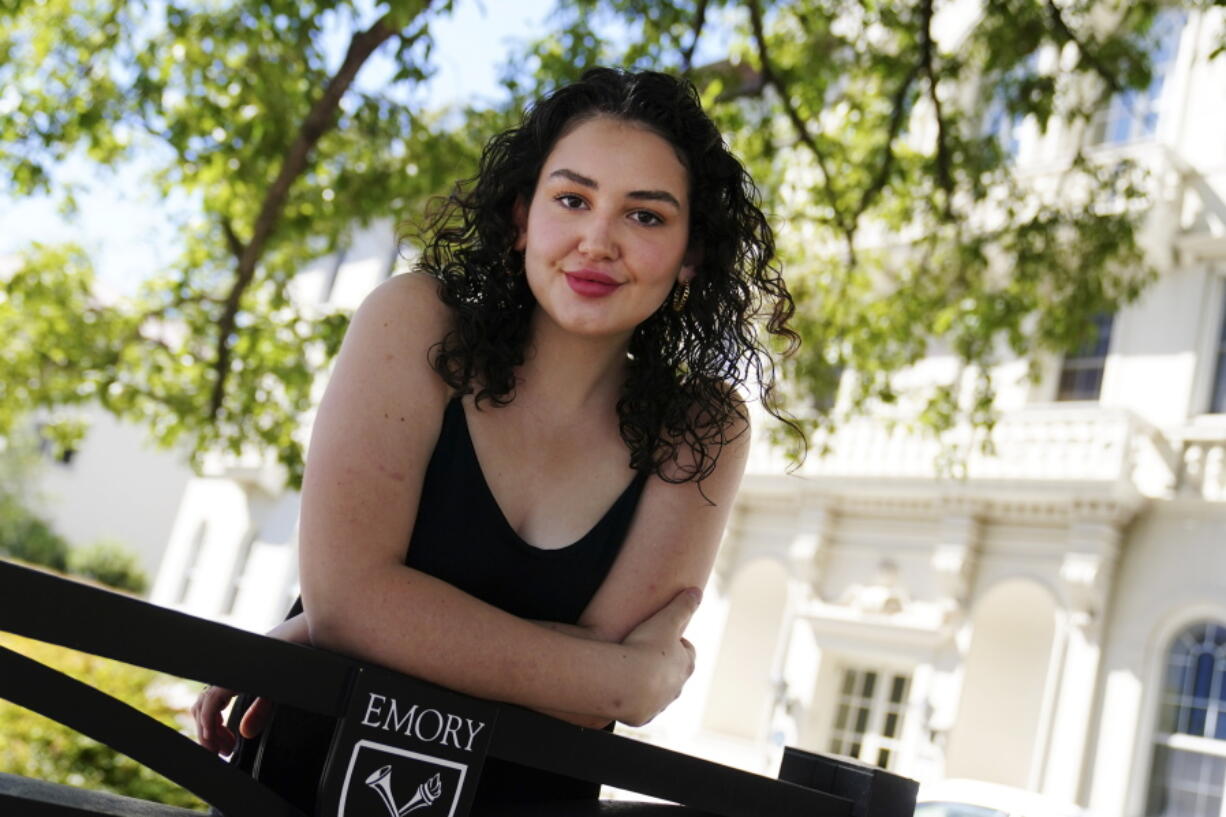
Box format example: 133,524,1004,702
549,168,598,188
627,189,682,209
548,168,682,210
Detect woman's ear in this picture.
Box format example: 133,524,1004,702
679,247,701,284
512,197,528,251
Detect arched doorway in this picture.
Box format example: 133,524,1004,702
702,559,791,741
945,579,1061,788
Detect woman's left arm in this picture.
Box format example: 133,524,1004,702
537,411,752,729
581,413,750,643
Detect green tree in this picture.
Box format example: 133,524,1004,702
0,633,207,810
1,1,1220,480
1,0,498,486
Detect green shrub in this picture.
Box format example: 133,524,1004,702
0,633,208,811
0,495,70,572
68,540,149,595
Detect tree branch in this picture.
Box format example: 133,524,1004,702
852,61,920,225
1044,0,1124,95
696,59,766,102
681,0,711,74
221,216,246,262
208,5,430,419
97,374,184,415
746,0,857,261
918,0,954,220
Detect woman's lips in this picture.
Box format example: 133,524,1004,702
565,272,621,297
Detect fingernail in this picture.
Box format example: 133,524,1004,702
688,588,703,604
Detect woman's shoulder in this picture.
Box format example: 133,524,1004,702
648,380,751,486
680,378,752,437
356,271,450,327
334,272,452,400
346,273,452,352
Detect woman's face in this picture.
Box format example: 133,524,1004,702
515,115,695,344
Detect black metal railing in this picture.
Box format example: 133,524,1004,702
0,560,917,816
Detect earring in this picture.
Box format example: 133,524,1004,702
671,280,690,312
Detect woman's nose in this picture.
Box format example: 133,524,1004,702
578,215,617,259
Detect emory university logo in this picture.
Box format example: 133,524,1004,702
321,668,498,817
367,765,443,815
337,739,466,817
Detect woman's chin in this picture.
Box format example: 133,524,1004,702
539,313,638,345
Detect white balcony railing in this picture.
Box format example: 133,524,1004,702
1176,427,1226,501
751,406,1186,497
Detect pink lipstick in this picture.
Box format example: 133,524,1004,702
565,270,621,297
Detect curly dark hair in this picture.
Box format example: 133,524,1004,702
417,67,799,484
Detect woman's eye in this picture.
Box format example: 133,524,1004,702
631,210,664,226
555,194,586,209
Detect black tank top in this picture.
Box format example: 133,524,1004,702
407,397,649,623
234,397,649,811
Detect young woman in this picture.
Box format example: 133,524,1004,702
192,67,798,811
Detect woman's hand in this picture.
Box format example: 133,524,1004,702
191,684,273,756
618,587,701,727
192,612,311,754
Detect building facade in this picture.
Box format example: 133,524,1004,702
651,8,1226,817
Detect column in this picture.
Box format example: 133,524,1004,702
790,501,836,600
931,504,982,621
1041,518,1122,802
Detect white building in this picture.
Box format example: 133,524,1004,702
145,9,1226,816
648,8,1226,817
29,406,194,579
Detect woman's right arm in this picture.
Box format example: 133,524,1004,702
296,274,695,727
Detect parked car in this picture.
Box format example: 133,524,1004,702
915,779,1088,817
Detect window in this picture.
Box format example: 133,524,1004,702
1147,621,1226,817
1209,289,1226,414
1057,313,1114,401
1090,10,1187,145
828,666,911,770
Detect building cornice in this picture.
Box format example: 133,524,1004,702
739,473,1147,527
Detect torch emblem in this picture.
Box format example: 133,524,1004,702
366,765,444,816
